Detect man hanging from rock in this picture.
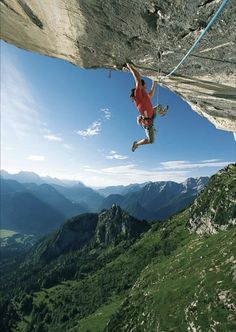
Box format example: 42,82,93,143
127,63,168,152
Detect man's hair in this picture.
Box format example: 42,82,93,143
130,88,135,99
141,79,145,86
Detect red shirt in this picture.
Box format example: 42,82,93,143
134,87,154,119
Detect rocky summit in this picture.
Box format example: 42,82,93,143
95,204,150,245
1,0,235,132
32,206,149,263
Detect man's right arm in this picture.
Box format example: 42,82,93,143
127,63,141,88
149,81,157,98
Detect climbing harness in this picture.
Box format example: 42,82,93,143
165,0,230,78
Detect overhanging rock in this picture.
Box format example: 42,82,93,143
1,0,235,132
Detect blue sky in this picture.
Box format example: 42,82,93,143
1,41,235,187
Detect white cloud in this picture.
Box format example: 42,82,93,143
1,57,74,159
158,160,233,170
63,144,75,150
200,159,221,163
28,155,45,161
76,120,102,138
43,133,75,150
44,134,63,142
100,108,111,120
106,154,128,160
75,108,111,139
159,161,189,169
101,164,141,174
83,164,189,186
1,146,14,151
1,58,46,138
78,159,231,187
106,151,128,160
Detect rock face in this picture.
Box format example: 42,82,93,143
95,204,150,245
188,163,236,235
34,206,149,262
1,0,235,132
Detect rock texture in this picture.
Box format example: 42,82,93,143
188,163,236,235
1,0,235,131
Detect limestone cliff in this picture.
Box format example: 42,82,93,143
1,0,235,131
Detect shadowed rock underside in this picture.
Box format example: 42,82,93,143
1,0,235,131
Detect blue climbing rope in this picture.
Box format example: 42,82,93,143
165,0,231,78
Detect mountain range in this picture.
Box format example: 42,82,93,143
0,178,86,236
0,170,85,187
1,170,208,236
100,177,209,220
0,164,235,332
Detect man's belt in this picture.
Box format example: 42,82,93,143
141,116,153,120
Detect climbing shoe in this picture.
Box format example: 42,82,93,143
132,141,138,152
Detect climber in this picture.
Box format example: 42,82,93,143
127,63,159,152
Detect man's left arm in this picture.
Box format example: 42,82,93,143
148,81,157,98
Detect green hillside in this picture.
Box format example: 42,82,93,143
107,227,236,331
0,229,37,260
8,209,235,332
0,164,235,332
10,210,191,332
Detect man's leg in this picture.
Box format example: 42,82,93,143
132,126,155,152
132,138,149,152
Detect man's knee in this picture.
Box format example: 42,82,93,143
147,129,155,144
144,127,155,144
148,136,155,144
144,138,151,144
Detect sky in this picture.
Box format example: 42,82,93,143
1,41,235,187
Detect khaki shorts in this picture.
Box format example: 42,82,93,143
143,125,155,143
